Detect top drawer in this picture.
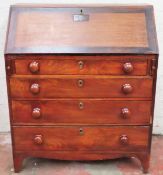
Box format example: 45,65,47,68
13,56,148,75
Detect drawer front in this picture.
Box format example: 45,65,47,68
10,77,152,98
13,126,149,151
12,100,151,125
14,58,147,75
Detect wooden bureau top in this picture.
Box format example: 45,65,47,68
5,4,158,54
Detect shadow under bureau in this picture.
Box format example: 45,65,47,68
4,4,158,173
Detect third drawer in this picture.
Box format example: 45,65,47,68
12,100,151,125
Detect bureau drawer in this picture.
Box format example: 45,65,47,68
10,76,153,98
12,100,151,125
14,57,148,75
13,126,149,152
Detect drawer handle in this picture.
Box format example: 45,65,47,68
30,83,40,94
123,62,133,74
79,102,84,109
29,61,39,73
78,79,84,87
32,108,41,119
122,84,133,94
34,135,43,145
121,108,130,119
79,128,84,136
78,61,84,69
120,135,128,145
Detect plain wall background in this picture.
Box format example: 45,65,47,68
0,0,163,134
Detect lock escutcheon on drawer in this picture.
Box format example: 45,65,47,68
77,79,84,87
78,61,84,69
79,128,84,136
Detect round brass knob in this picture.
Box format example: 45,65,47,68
121,108,131,119
29,61,39,73
30,83,40,94
122,84,133,94
34,135,43,145
120,135,128,145
78,79,84,87
32,108,41,119
123,62,133,74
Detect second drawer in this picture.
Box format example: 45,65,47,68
12,100,151,125
10,77,153,98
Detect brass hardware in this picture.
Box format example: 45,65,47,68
78,79,84,87
78,61,84,69
6,59,13,75
7,66,10,70
79,128,84,136
150,59,157,76
79,102,84,109
73,9,89,22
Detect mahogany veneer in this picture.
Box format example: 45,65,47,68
4,4,158,173
12,100,151,125
13,126,149,151
10,76,153,98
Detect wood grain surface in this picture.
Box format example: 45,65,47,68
13,126,149,151
5,5,158,54
11,100,151,125
10,76,153,98
4,4,159,173
14,58,148,75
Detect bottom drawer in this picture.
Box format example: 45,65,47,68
13,126,149,152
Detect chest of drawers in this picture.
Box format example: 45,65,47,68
4,4,158,173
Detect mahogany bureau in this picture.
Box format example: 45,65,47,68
4,4,158,173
